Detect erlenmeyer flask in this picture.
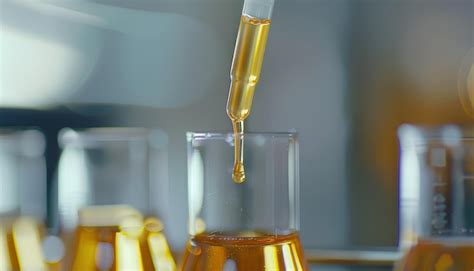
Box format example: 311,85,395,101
182,132,307,270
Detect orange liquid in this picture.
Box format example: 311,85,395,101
71,226,118,271
70,221,175,271
396,238,474,271
227,15,271,122
181,232,307,270
227,15,271,184
6,229,20,270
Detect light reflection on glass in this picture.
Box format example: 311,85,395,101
147,232,176,271
398,125,424,249
42,235,65,264
223,259,237,271
96,242,114,270
458,48,474,118
282,244,295,269
12,217,47,271
288,136,298,230
116,231,143,271
58,145,91,230
263,245,278,270
188,148,204,235
291,243,303,270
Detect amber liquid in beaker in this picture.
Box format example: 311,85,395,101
181,232,306,270
396,239,474,271
227,15,271,183
70,212,175,271
71,226,118,271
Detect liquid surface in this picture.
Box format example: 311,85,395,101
181,232,307,271
395,238,474,271
227,15,271,184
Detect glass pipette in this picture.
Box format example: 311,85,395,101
226,0,275,183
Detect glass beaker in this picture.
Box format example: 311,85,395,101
182,132,307,270
0,128,49,270
397,124,474,271
57,127,175,271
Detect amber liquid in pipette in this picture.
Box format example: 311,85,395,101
231,121,246,183
227,15,271,183
181,232,306,270
395,239,474,271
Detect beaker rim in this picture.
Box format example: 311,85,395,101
58,127,170,149
58,127,151,147
187,131,298,140
398,124,474,149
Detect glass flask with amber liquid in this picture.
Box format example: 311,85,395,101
58,128,175,271
397,125,474,271
0,129,54,270
182,132,307,270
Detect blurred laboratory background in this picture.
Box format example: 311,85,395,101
1,0,473,270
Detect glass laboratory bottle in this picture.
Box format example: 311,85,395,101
57,127,175,271
397,125,474,271
182,132,307,270
0,129,50,270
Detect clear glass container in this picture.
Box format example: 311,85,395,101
57,127,175,271
181,132,307,270
0,129,49,270
396,124,474,270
